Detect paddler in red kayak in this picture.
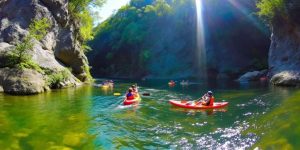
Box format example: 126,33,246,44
196,91,215,106
126,88,135,100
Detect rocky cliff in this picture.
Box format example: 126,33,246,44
0,0,90,94
269,0,300,86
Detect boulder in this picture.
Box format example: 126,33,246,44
55,29,88,80
271,71,300,86
238,70,268,82
2,24,28,44
0,68,48,95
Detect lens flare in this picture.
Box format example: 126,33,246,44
195,0,207,79
227,0,267,34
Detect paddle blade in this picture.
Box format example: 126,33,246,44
114,93,121,96
142,93,150,96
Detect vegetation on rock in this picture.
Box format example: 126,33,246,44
257,0,285,21
46,69,71,88
6,18,50,73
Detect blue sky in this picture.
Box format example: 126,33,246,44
93,0,130,25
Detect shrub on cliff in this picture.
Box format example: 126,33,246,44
6,18,50,73
257,0,285,21
46,69,71,88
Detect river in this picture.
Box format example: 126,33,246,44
0,79,299,149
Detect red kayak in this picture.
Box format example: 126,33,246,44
169,100,228,109
123,94,141,105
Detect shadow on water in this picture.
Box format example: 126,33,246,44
0,79,299,149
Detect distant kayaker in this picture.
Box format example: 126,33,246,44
168,80,175,86
126,88,135,100
196,91,215,106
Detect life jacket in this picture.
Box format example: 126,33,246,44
208,96,215,106
126,93,135,100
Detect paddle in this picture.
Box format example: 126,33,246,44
113,93,122,96
134,83,151,96
142,93,151,96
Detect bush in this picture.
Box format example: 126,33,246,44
83,65,93,81
29,18,51,40
257,0,285,21
17,61,44,73
46,69,71,88
6,18,50,72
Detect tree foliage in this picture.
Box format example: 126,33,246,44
257,0,285,21
89,0,195,77
6,18,50,73
69,0,106,52
89,0,270,78
29,18,51,41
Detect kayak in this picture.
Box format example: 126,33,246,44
169,100,228,109
123,94,141,105
100,83,113,89
101,85,109,88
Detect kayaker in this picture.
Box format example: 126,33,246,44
169,80,175,86
131,85,138,93
126,88,135,100
196,91,215,106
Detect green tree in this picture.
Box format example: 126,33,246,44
257,0,285,21
7,18,50,72
69,0,106,53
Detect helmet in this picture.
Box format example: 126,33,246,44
207,91,213,96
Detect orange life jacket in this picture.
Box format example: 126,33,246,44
209,96,215,106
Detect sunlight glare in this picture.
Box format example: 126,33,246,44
195,0,207,79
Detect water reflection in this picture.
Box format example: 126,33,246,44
170,107,227,116
0,86,94,149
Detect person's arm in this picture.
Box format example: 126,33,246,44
202,97,211,105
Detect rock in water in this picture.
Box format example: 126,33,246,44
0,0,90,94
271,71,300,86
0,68,48,95
238,70,268,82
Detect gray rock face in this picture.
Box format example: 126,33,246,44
0,42,13,67
0,68,48,95
238,70,267,82
268,1,300,86
0,0,90,94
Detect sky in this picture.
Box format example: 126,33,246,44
93,0,130,25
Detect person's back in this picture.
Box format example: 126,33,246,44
126,88,135,100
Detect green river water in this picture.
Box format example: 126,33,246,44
0,79,299,149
